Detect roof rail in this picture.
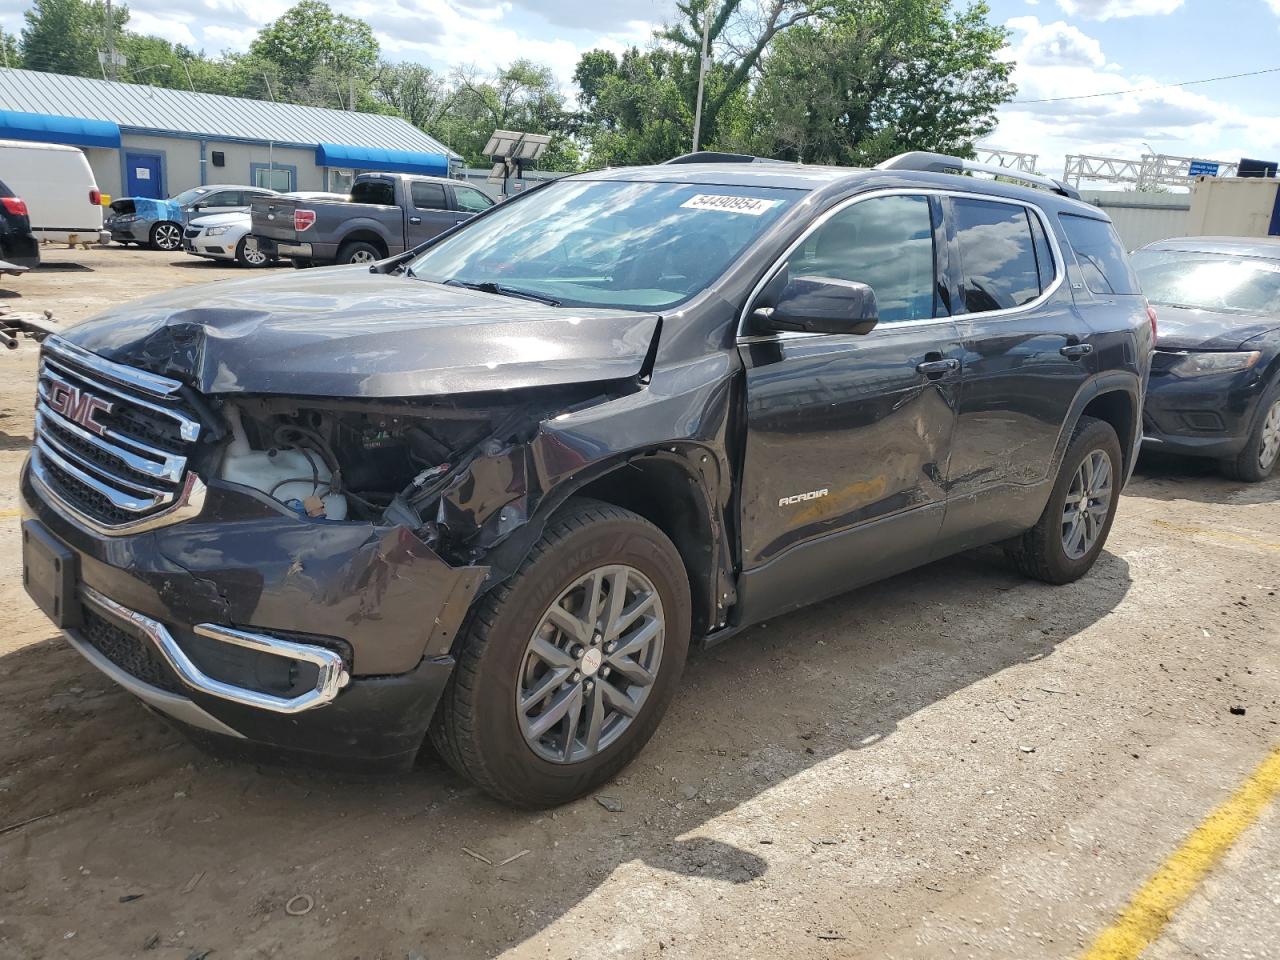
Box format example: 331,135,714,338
876,151,1082,201
664,151,793,165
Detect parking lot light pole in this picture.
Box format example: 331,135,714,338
691,3,713,153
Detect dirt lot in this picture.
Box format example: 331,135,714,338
1,247,1277,960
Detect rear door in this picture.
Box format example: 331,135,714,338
936,194,1093,550
405,180,460,247
737,192,963,622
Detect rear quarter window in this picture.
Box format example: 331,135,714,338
952,197,1046,313
1059,214,1140,295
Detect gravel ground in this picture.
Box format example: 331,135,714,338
0,246,1277,960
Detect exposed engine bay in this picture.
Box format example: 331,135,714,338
215,387,619,563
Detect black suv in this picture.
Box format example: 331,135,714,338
20,153,1152,806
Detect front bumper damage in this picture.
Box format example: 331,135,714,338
21,467,487,766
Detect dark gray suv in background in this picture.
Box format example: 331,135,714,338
1133,236,1280,481
21,152,1153,806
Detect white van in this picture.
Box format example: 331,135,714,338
0,140,106,244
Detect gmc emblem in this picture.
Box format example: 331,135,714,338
47,381,113,437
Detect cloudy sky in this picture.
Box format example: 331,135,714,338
3,0,1279,174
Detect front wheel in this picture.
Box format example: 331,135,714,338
234,236,272,268
150,221,182,251
1006,416,1123,584
430,499,691,807
1222,384,1280,482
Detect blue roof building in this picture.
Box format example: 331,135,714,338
0,67,461,200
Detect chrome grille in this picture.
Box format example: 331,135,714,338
29,335,207,535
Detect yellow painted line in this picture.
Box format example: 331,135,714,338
1150,518,1280,552
1081,746,1280,960
0,508,21,520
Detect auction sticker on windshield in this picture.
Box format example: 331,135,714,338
681,194,781,215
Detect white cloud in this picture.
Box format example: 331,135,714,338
1267,0,1280,14
129,10,200,47
1057,0,1184,19
994,16,1280,179
1008,16,1105,67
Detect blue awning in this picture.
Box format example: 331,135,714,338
316,142,450,177
0,110,121,149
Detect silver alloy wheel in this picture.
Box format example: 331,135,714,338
241,241,268,266
516,564,665,764
1258,400,1280,471
1061,449,1113,560
348,249,376,264
154,223,182,250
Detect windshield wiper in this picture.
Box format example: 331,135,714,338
444,278,561,307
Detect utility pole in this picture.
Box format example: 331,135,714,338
180,59,195,92
1,28,9,69
691,2,712,153
105,0,118,80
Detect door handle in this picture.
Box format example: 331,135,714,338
1060,343,1094,360
916,358,960,378
408,216,422,225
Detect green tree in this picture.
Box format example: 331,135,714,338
372,62,457,130
443,60,577,170
748,0,1015,165
249,0,378,95
20,0,128,77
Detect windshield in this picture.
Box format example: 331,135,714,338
407,179,802,311
1131,249,1280,318
171,187,210,206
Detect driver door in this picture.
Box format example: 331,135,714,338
736,193,964,623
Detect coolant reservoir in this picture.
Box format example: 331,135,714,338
220,407,348,520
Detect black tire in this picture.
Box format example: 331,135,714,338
430,498,692,807
1006,416,1123,585
149,221,182,251
336,240,382,265
234,236,272,268
1221,382,1280,482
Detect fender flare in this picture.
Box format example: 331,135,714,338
1051,369,1144,479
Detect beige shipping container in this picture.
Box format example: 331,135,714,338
1187,176,1280,238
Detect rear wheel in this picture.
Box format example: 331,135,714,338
149,221,182,251
337,240,381,265
1222,383,1280,482
430,499,691,807
234,236,272,268
1006,416,1123,584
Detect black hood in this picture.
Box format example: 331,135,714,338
63,268,661,398
1154,303,1280,351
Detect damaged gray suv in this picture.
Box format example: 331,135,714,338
21,153,1152,806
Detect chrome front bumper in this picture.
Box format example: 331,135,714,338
73,585,350,718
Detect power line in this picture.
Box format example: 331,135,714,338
1012,65,1280,104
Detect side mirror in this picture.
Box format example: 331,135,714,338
752,275,879,336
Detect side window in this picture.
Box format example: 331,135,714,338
1059,214,1140,295
351,180,396,206
785,194,936,324
214,191,244,207
411,181,447,211
454,186,494,213
952,198,1044,313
